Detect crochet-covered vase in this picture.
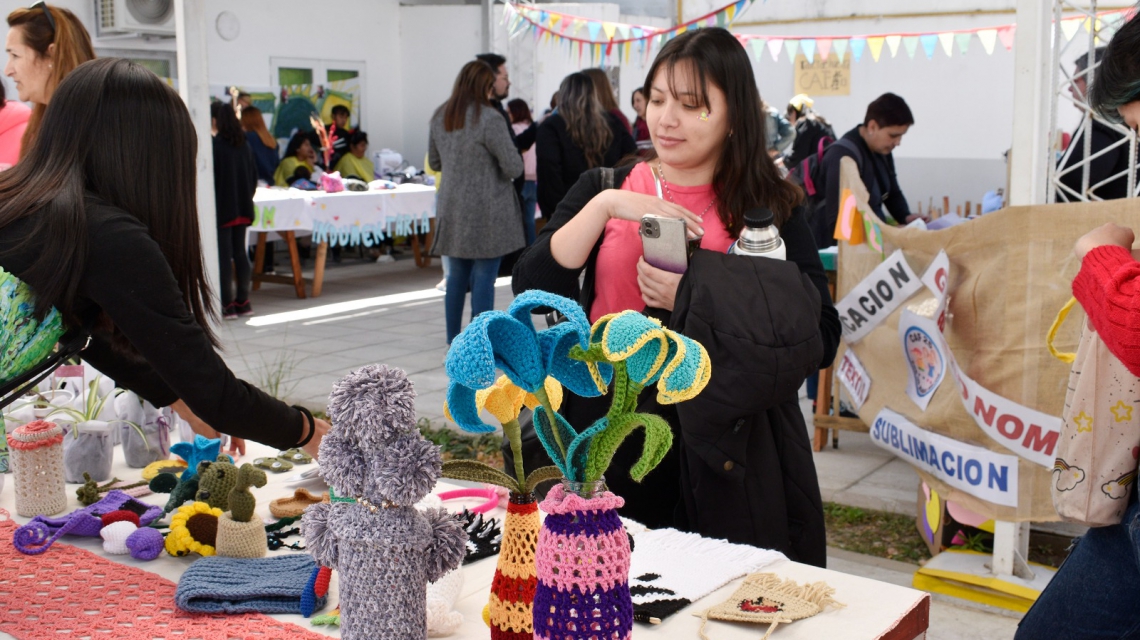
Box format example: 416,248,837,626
62,421,114,483
7,420,67,517
534,479,633,640
488,492,540,639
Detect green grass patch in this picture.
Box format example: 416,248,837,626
824,502,932,565
418,418,504,468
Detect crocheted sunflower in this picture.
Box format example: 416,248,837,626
166,501,223,557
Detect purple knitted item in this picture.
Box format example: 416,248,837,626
13,490,163,555
126,526,165,561
533,483,633,640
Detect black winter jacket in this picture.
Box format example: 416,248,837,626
511,165,837,565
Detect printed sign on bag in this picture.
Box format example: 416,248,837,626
900,311,946,411
837,349,871,409
921,250,950,332
871,408,1020,507
837,250,924,343
953,368,1061,469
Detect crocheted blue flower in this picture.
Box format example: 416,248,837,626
444,291,611,436
170,435,224,482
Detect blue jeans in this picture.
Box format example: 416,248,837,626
1016,493,1140,639
445,257,501,345
521,180,537,246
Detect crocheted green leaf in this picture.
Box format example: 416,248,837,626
532,406,576,479
564,417,611,483
440,459,520,493
524,466,566,493
584,411,673,484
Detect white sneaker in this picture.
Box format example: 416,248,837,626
435,279,447,292
377,254,395,263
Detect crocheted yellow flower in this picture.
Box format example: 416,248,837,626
142,458,188,481
444,375,562,425
166,501,223,557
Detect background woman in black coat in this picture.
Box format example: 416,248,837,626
535,72,635,219
210,101,259,319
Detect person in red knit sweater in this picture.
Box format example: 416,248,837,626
1016,13,1140,640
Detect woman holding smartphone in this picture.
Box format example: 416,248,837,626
513,28,840,563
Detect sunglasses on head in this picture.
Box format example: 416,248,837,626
29,1,55,35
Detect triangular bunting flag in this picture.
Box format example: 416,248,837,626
817,38,832,60
977,28,997,54
572,19,585,36
716,11,726,28
903,36,919,59
886,34,902,58
734,0,748,19
767,38,783,62
616,24,630,40
919,34,937,59
801,39,816,63
850,38,866,62
539,11,548,25
867,37,885,62
785,39,800,63
1082,17,1092,34
998,25,1015,50
726,4,736,21
749,38,766,62
550,14,562,32
602,22,617,41
706,15,717,28
955,32,971,55
1061,18,1081,41
938,32,954,57
587,21,602,41
833,38,848,62
631,26,642,39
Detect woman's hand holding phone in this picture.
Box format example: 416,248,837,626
601,190,705,239
637,256,683,311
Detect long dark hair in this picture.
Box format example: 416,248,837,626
506,98,532,124
559,72,613,169
7,3,95,156
643,28,802,233
211,101,245,147
1090,12,1140,123
442,61,494,132
0,58,216,344
583,68,621,112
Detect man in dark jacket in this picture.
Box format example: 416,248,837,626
817,93,916,248
1057,47,1137,202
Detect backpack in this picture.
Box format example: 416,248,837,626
786,137,862,247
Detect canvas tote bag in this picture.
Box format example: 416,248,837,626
1047,298,1140,526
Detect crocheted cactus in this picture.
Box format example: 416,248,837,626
301,364,467,640
194,456,239,511
228,464,267,523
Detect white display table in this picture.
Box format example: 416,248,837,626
0,441,929,639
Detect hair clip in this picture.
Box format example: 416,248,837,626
699,110,710,122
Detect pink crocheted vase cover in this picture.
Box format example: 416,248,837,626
533,482,633,640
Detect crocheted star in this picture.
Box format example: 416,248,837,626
170,435,223,481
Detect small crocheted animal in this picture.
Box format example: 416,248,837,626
194,456,240,511
302,364,467,640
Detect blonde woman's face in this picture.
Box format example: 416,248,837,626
646,61,729,174
4,27,52,104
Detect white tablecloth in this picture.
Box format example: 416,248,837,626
0,440,929,640
250,185,436,247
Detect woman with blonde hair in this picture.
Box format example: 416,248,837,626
428,60,524,346
240,106,280,185
4,2,95,156
536,71,635,220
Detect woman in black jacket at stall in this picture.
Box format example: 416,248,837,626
210,101,259,319
513,28,840,565
535,71,635,219
0,59,328,457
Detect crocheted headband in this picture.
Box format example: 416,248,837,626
436,487,502,514
175,553,326,615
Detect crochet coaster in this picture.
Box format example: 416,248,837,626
0,517,330,639
269,488,329,519
627,528,786,623
175,553,327,615
697,572,845,640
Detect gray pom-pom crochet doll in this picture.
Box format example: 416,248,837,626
302,364,467,640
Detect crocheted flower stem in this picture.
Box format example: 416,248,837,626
503,419,527,489
532,387,566,461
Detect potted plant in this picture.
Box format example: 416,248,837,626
113,391,171,468
47,376,140,483
442,291,711,640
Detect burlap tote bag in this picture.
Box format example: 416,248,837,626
1048,298,1140,526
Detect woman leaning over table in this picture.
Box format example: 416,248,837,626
0,59,329,461
513,28,840,565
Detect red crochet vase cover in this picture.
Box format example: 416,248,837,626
0,516,329,639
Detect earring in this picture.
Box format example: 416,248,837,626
698,110,709,122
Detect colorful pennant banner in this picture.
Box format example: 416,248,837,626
733,8,1132,64
505,0,754,48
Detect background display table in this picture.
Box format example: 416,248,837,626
0,440,929,639
249,185,437,298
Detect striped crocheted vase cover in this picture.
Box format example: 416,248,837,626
488,492,539,639
533,482,633,640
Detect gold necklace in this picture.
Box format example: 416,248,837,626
658,161,716,218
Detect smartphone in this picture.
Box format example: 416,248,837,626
640,215,689,274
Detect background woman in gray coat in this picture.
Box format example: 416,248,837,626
429,60,525,345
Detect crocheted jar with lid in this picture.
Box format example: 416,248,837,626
533,478,633,640
7,420,67,517
488,491,540,639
